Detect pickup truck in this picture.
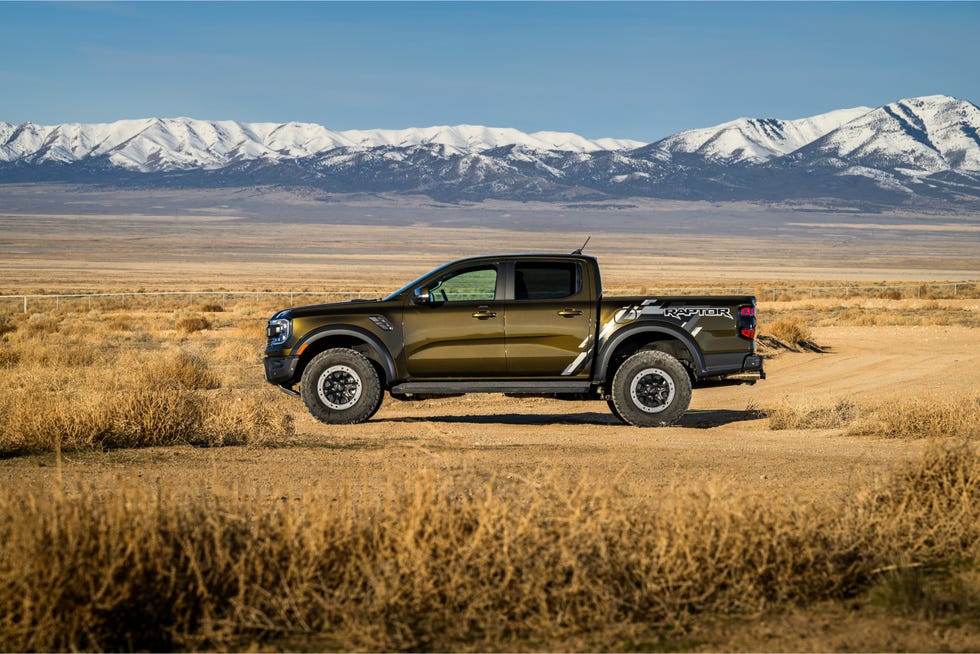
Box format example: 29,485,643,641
264,253,764,427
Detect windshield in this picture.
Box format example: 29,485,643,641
382,261,454,301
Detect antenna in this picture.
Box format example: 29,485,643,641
572,235,591,255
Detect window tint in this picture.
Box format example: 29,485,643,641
514,262,580,300
430,265,497,302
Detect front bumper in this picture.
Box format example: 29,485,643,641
264,355,300,386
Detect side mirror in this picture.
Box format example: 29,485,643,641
413,287,431,305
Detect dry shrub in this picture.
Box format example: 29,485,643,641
41,338,102,367
871,288,903,300
850,395,980,440
201,390,296,446
0,387,293,455
763,316,814,349
0,348,19,369
26,313,60,334
107,314,133,332
176,314,211,334
0,315,15,337
103,388,207,449
129,350,220,390
0,444,977,652
769,400,856,430
198,302,225,313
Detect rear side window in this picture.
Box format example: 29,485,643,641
514,262,580,300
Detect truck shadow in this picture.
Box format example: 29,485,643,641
379,408,765,428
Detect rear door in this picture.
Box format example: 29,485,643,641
504,259,595,377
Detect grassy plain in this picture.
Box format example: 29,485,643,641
1,187,979,650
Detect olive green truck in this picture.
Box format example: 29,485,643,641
264,253,764,427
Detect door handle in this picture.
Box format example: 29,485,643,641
558,309,583,317
472,307,497,319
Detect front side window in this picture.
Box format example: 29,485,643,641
428,265,497,302
514,262,580,300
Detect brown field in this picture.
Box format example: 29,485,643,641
0,189,979,651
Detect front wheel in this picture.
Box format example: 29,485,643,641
609,350,692,427
301,348,383,424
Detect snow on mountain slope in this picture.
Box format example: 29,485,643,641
650,106,872,163
0,118,641,171
798,95,980,173
2,97,978,205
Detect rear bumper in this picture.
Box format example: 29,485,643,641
699,353,765,385
739,354,766,380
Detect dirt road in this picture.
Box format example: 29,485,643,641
7,325,975,504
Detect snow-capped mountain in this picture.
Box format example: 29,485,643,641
789,95,980,172
0,118,644,173
2,95,978,207
644,106,872,163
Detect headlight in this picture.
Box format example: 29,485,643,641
266,318,292,347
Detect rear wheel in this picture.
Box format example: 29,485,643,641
301,348,383,424
609,350,691,427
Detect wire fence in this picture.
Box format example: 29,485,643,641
0,291,379,314
1,282,977,314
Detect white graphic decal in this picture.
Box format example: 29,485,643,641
663,307,732,320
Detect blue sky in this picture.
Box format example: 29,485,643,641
2,1,978,142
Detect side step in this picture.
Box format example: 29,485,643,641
390,380,593,395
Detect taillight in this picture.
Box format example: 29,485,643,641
738,304,756,340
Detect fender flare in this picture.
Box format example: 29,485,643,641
594,323,706,383
295,325,397,384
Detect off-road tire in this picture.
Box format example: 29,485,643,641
301,348,383,424
609,350,691,427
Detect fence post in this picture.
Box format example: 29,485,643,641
23,295,27,314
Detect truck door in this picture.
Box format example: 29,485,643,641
401,263,507,377
504,260,595,377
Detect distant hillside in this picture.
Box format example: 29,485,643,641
2,95,979,208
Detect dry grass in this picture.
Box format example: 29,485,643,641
768,399,857,430
759,296,980,328
0,442,976,651
769,395,980,440
176,314,212,334
851,395,980,440
0,307,293,457
764,316,814,345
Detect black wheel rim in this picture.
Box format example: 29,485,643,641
317,365,362,410
629,367,676,414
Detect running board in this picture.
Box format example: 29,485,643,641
390,381,593,395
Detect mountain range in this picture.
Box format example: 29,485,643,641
2,94,979,207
